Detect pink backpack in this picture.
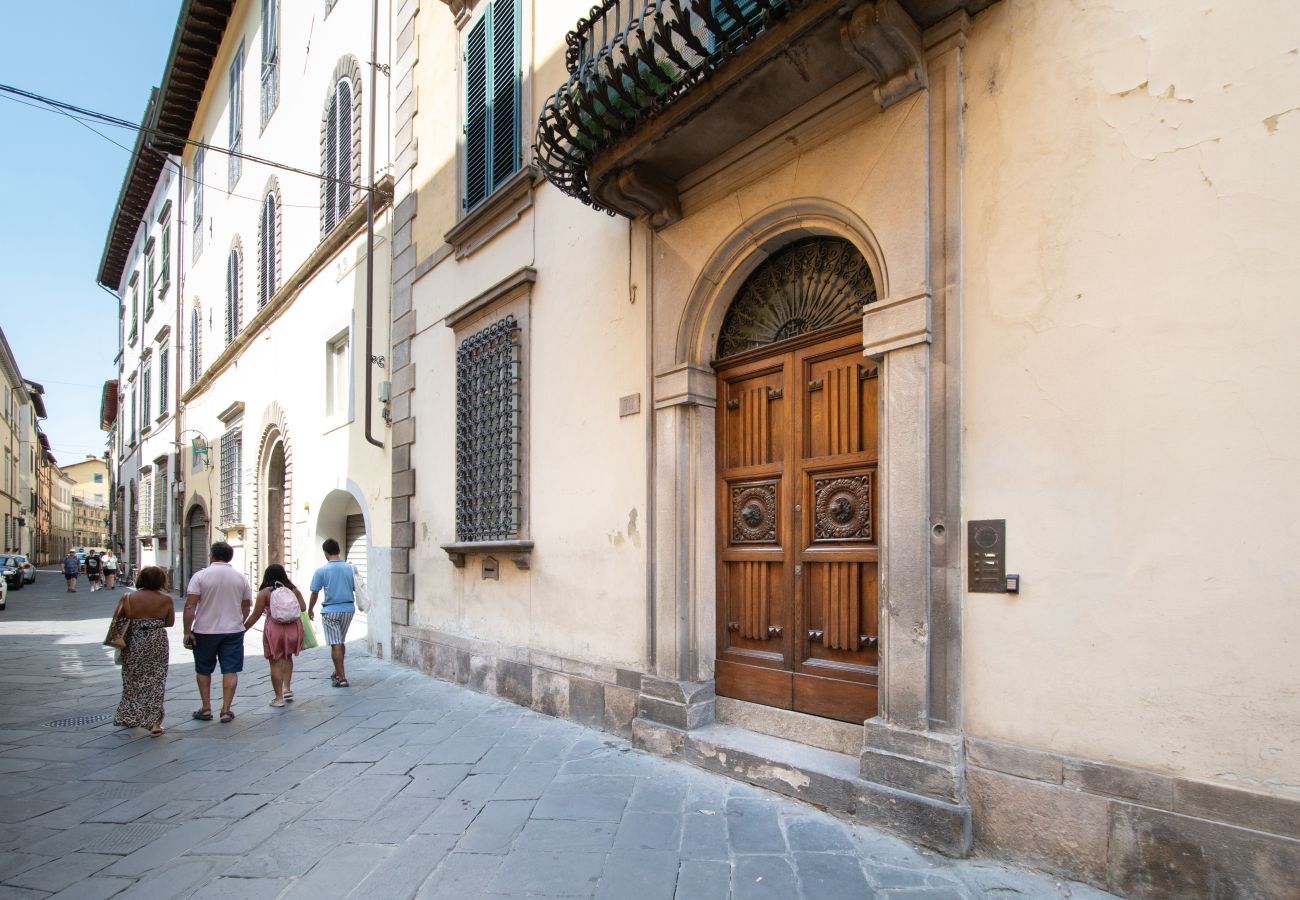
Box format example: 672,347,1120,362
268,583,299,624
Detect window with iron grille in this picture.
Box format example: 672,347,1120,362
463,0,521,210
322,77,354,233
258,191,278,307
261,0,279,128
189,307,202,385
158,346,169,416
192,146,205,260
225,248,242,345
229,44,244,189
455,315,521,541
140,472,152,532
220,428,242,526
141,365,152,431
153,465,168,534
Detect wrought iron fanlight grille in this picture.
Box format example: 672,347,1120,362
716,237,877,359
455,315,522,542
535,0,803,212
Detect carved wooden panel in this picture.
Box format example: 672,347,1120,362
806,561,878,654
813,474,872,542
731,481,778,544
723,372,785,469
806,359,877,459
729,560,775,641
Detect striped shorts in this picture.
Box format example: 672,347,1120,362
321,611,354,646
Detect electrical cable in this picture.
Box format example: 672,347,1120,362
0,82,380,194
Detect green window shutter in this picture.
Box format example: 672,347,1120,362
490,0,520,190
464,14,489,208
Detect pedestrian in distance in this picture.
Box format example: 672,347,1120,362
62,550,79,592
110,565,174,736
85,552,103,592
308,538,358,688
183,541,252,723
244,564,306,707
103,550,118,589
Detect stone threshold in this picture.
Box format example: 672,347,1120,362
633,717,972,857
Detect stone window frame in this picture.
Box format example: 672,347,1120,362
218,403,246,533
225,238,244,346
440,266,535,570
257,177,283,308
320,56,363,236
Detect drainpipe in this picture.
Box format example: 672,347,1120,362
362,0,383,449
169,157,186,594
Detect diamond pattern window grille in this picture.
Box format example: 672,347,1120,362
455,315,521,542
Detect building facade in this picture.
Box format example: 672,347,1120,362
0,329,31,555
51,470,74,562
386,1,1300,896
99,0,395,632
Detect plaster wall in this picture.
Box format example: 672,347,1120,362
407,190,646,667
962,0,1300,793
175,0,393,652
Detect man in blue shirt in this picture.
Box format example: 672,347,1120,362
309,538,357,687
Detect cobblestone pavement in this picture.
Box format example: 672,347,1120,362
0,571,1116,899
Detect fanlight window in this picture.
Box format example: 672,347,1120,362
716,237,876,359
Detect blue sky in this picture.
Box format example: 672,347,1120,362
0,2,178,467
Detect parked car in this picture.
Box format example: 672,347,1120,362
0,556,21,592
12,555,35,584
0,569,7,610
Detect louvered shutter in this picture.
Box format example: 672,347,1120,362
335,80,352,220
266,196,276,300
324,90,339,231
490,0,519,189
464,15,489,209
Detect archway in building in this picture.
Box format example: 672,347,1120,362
712,236,881,725
186,503,210,587
315,488,370,627
261,437,287,571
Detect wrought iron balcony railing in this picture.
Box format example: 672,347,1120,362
535,0,801,217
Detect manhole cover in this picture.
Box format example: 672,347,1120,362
43,714,113,728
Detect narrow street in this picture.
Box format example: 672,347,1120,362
0,572,1112,900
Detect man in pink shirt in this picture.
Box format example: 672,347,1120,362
183,541,252,723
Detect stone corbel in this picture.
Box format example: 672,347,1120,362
653,363,717,410
438,0,472,27
594,163,682,231
842,0,928,109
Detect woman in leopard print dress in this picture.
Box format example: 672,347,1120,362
112,566,176,735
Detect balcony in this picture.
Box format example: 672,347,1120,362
536,0,980,227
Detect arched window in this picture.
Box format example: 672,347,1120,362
258,190,278,307
225,247,242,345
322,76,354,233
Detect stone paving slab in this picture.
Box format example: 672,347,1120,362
0,573,1119,899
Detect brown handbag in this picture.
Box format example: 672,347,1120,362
103,595,133,650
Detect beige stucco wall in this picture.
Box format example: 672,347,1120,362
962,0,1300,792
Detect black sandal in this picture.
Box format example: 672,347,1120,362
192,708,213,721
219,711,235,723
332,678,349,688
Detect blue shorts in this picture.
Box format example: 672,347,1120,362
192,632,245,675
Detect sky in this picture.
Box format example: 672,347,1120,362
0,2,179,467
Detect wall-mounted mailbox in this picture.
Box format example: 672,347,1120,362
968,519,1007,593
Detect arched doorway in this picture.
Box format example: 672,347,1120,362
712,237,880,724
186,504,209,585
262,438,287,569
316,488,370,621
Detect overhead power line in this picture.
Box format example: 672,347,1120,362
0,82,378,194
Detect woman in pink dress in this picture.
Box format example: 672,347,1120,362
243,564,306,707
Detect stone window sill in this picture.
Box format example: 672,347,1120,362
441,540,533,570
445,166,542,260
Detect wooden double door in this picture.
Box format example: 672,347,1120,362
715,325,880,724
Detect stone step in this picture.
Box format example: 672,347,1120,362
634,718,972,856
